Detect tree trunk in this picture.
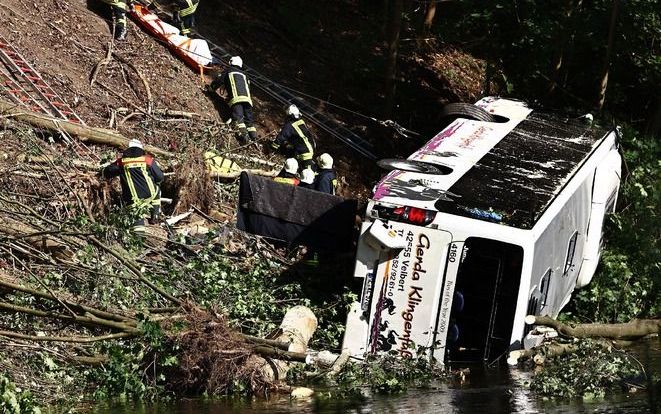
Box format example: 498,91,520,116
596,0,620,111
525,315,661,339
421,1,437,36
384,0,403,118
548,0,583,96
0,99,174,157
645,98,661,137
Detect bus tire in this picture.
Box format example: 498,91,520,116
440,103,496,122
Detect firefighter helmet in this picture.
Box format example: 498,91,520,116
128,139,143,149
318,153,333,169
301,168,315,184
229,56,243,68
284,158,299,174
286,104,301,119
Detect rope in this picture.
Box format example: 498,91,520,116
130,0,421,140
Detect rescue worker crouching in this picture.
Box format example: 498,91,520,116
271,105,316,172
315,153,338,195
208,56,258,144
101,0,132,40
273,158,300,186
173,0,200,36
102,139,164,233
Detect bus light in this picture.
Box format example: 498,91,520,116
375,205,437,226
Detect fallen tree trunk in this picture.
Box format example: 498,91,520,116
0,98,174,157
525,315,661,339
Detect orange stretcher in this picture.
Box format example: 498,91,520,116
129,4,213,74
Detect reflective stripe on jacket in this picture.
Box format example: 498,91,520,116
272,119,316,162
210,66,253,106
178,0,199,17
102,149,164,206
101,0,127,10
273,176,300,186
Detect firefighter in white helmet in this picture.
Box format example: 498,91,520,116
273,158,300,186
208,56,258,144
271,104,316,171
315,153,338,195
101,139,164,232
299,168,316,190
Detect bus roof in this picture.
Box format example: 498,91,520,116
372,98,610,229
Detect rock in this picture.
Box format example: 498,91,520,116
290,387,314,398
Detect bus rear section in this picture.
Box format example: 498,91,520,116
345,216,525,365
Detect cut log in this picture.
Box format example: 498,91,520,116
525,315,661,339
247,305,318,383
0,98,174,157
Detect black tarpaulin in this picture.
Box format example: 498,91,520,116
236,172,357,251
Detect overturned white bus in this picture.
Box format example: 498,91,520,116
342,97,622,364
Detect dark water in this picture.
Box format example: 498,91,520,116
92,340,660,414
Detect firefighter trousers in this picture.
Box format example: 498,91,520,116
231,102,257,142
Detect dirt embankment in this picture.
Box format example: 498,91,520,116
0,0,489,200
0,0,220,149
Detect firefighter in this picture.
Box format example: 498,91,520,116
315,153,338,195
273,158,300,186
102,139,164,232
173,0,200,36
208,56,257,144
271,104,316,171
101,0,132,40
299,168,316,190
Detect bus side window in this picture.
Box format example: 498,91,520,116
540,268,552,307
563,231,579,277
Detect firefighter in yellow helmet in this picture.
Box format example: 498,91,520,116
208,56,258,144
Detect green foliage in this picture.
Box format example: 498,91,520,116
438,0,660,126
329,352,445,397
91,343,151,401
183,233,357,350
567,128,660,321
530,340,641,399
0,374,41,414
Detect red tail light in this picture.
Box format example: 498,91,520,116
375,205,437,226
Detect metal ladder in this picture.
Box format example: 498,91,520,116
0,34,85,126
131,4,378,160
0,34,99,160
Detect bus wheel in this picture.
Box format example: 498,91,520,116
440,103,496,122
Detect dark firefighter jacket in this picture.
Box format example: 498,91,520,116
177,0,199,17
273,170,300,186
102,147,164,206
315,169,337,195
209,65,253,107
271,119,316,162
